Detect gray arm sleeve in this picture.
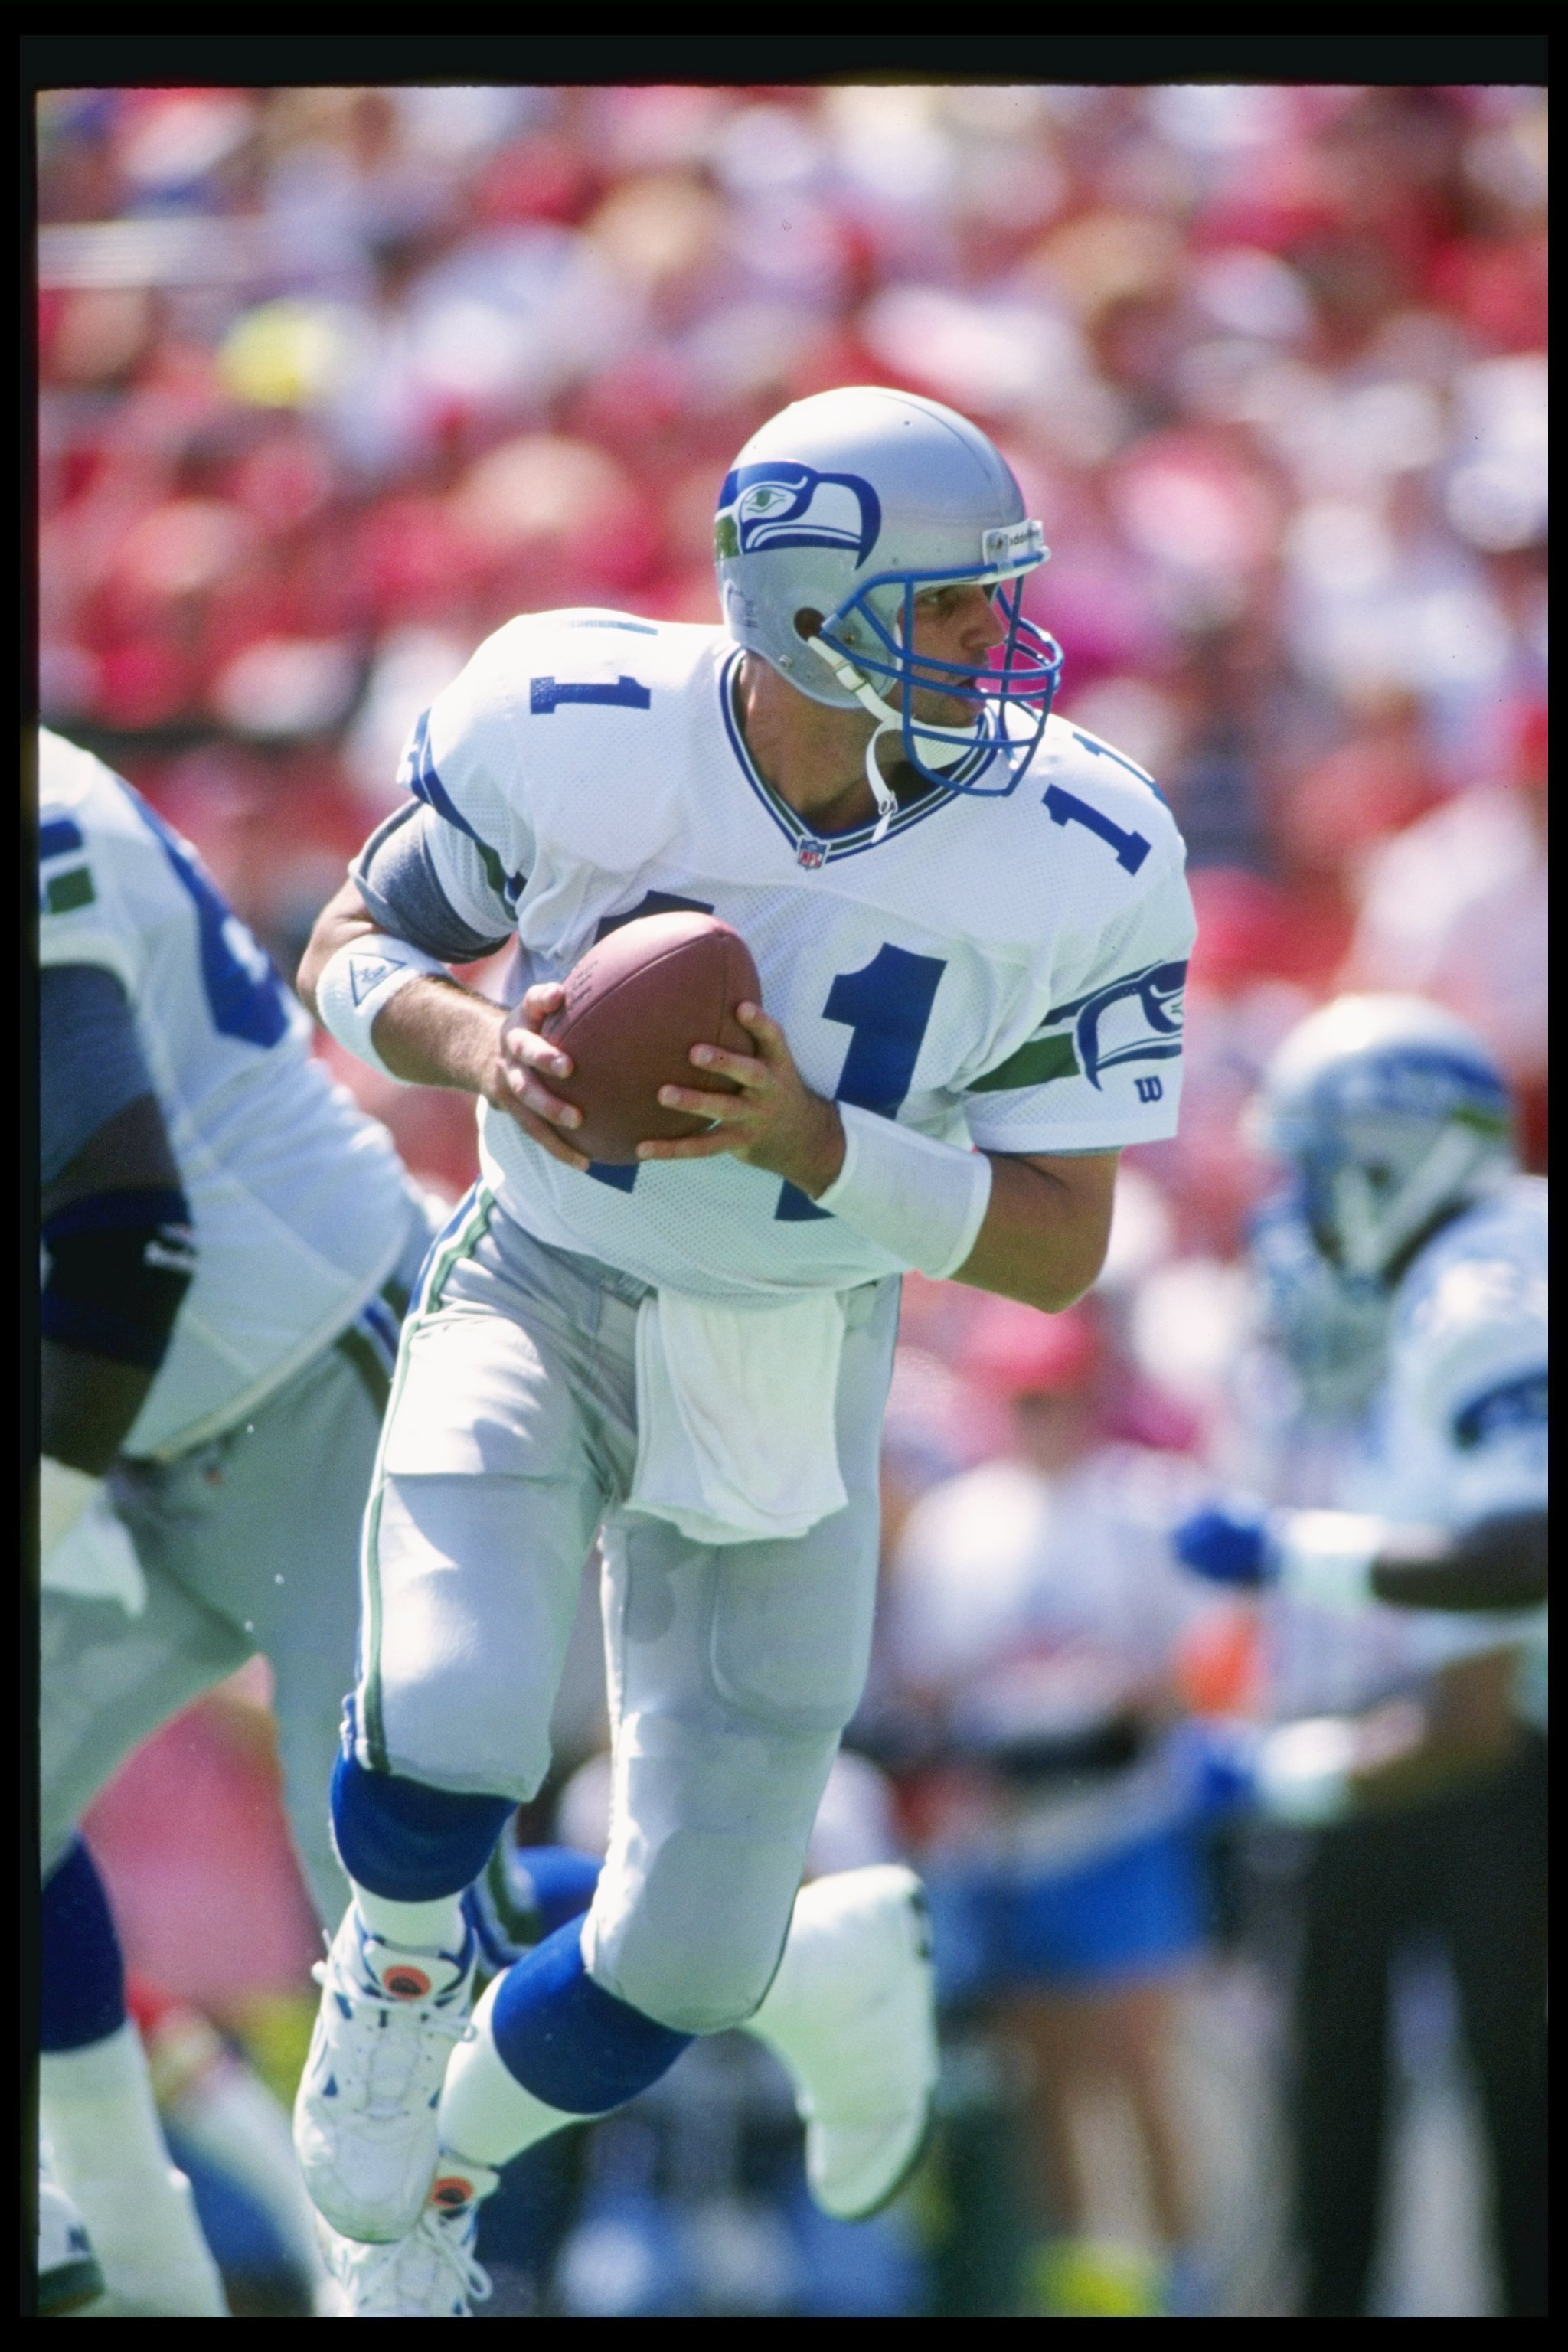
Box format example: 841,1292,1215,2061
351,801,514,963
40,964,158,1184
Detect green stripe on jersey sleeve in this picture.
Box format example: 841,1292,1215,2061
44,864,96,914
967,1032,1080,1093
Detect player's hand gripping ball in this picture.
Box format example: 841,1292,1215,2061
536,912,762,1165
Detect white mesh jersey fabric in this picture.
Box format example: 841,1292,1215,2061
38,729,416,1455
407,609,1195,1299
1367,1177,1547,1530
1263,1178,1547,1722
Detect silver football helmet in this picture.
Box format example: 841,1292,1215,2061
1253,995,1515,1285
714,386,1061,825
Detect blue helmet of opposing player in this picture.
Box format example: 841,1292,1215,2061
1253,995,1515,1285
714,386,1062,803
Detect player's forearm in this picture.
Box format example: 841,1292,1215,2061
41,1093,194,1475
1370,1511,1547,1612
297,879,381,1018
300,878,505,1094
952,1150,1119,1313
1343,1652,1523,1813
363,974,507,1093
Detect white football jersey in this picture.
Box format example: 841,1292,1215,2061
1259,1178,1547,1723
39,730,419,1458
1361,1175,1547,1530
405,610,1195,1298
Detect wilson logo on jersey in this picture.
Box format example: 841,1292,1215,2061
715,463,881,565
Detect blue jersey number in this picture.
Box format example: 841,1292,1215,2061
581,929,949,1222
531,675,652,715
141,802,291,1049
776,944,947,1221
1042,781,1151,875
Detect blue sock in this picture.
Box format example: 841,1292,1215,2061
511,1847,603,1937
41,1838,126,2052
331,1744,516,1902
489,1921,691,2115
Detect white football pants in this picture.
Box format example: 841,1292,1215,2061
352,1189,899,2036
40,1338,380,1927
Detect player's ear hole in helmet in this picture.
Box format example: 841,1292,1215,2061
717,386,1063,806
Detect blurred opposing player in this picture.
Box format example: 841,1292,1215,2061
886,1298,1217,2317
38,726,434,2314
289,384,1196,2311
1175,995,1546,2316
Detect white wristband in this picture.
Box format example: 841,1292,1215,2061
1256,1717,1356,1828
315,933,449,1083
1269,1510,1384,1613
815,1103,993,1279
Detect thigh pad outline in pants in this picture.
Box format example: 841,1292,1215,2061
584,1277,899,2037
358,1214,637,1801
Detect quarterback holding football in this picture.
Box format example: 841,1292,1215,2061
294,385,1196,2312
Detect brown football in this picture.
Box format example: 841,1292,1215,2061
540,911,762,1165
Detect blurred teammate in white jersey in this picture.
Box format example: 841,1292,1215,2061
289,385,1197,2313
1176,996,1546,2314
37,726,434,2314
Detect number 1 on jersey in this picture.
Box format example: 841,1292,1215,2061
776,943,947,1221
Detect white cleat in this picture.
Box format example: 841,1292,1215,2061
746,1862,939,2222
87,2167,227,2317
293,1904,476,2245
316,2165,497,2317
37,2148,108,2317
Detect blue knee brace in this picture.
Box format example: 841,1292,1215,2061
331,1745,515,1903
41,1838,126,2052
490,1921,691,2115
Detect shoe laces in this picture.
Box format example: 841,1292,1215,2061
309,1953,472,2114
333,2206,493,2314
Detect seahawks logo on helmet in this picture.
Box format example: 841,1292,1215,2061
714,462,881,567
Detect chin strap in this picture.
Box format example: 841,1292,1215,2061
863,724,900,844
807,634,976,845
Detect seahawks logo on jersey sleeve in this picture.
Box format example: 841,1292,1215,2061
714,463,881,564
969,959,1187,1097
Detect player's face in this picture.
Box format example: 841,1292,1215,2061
904,582,1005,727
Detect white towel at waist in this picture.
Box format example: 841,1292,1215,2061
628,1288,848,1546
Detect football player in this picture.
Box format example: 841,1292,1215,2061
292,385,1196,2314
1174,996,1547,1644
1174,995,1546,2314
37,727,435,2314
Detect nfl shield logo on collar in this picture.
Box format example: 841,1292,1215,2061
796,840,827,869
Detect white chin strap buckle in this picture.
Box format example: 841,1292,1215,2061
864,726,899,843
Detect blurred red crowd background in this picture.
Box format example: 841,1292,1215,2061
38,80,1547,1252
